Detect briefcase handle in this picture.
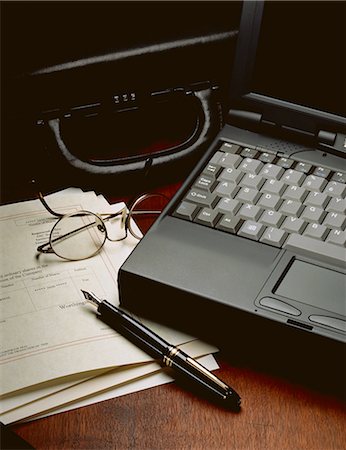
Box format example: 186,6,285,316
45,86,222,178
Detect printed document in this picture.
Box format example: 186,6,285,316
0,191,199,394
0,189,218,424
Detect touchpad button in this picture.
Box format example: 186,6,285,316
275,260,345,317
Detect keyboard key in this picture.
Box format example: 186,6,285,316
203,163,222,178
260,227,288,247
284,233,346,267
279,199,304,217
280,169,305,186
194,208,220,227
238,203,262,221
295,161,313,174
257,193,281,210
185,189,219,208
240,173,265,190
324,181,346,198
262,178,286,196
302,175,327,192
209,151,224,165
214,181,238,198
283,185,308,202
218,167,243,184
258,151,276,163
236,187,261,204
304,191,329,209
219,142,241,154
323,212,346,229
300,206,326,224
326,197,346,214
194,175,216,191
218,153,242,168
313,166,331,179
276,157,294,169
282,216,306,234
326,229,346,247
216,197,241,215
216,215,243,234
259,163,284,180
173,201,199,221
241,147,258,159
259,210,284,227
331,171,346,184
238,220,265,241
239,158,263,174
303,223,329,240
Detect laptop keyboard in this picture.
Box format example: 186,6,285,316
173,141,346,266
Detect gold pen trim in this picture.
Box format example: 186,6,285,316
162,345,179,367
186,357,229,394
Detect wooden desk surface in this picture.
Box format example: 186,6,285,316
12,355,346,450
6,185,346,449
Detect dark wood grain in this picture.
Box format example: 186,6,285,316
7,184,346,450
12,359,346,450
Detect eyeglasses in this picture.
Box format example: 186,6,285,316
36,192,169,261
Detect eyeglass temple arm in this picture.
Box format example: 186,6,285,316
130,210,162,215
38,192,65,218
37,209,127,254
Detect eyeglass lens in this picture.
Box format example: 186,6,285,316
44,194,169,260
50,211,107,260
128,194,169,239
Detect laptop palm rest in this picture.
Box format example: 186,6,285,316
119,216,281,334
120,216,345,341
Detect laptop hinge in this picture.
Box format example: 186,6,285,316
229,108,286,130
229,108,316,133
228,109,262,125
317,129,336,146
317,130,346,157
229,109,346,157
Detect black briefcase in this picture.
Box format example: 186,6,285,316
2,1,241,202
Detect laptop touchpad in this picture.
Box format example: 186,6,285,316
275,260,345,317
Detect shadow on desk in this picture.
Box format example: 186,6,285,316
220,333,345,401
130,298,345,402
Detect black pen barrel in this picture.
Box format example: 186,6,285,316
98,300,171,359
97,300,241,411
167,348,241,410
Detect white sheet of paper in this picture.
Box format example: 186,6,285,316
31,354,219,423
1,342,218,424
5,354,218,424
0,189,219,424
0,193,145,394
1,333,216,414
0,192,198,394
0,368,113,414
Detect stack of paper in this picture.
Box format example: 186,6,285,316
0,189,218,424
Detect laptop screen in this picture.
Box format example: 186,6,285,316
251,2,346,119
231,1,346,130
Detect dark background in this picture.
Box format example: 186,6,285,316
1,1,241,203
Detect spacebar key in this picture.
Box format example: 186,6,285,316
284,234,346,268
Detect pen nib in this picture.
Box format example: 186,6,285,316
81,290,101,307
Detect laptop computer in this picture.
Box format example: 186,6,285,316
118,1,346,350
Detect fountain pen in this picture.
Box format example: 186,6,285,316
82,290,241,411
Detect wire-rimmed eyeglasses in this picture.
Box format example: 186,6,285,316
36,192,169,261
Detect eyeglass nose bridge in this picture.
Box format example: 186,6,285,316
100,207,130,242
